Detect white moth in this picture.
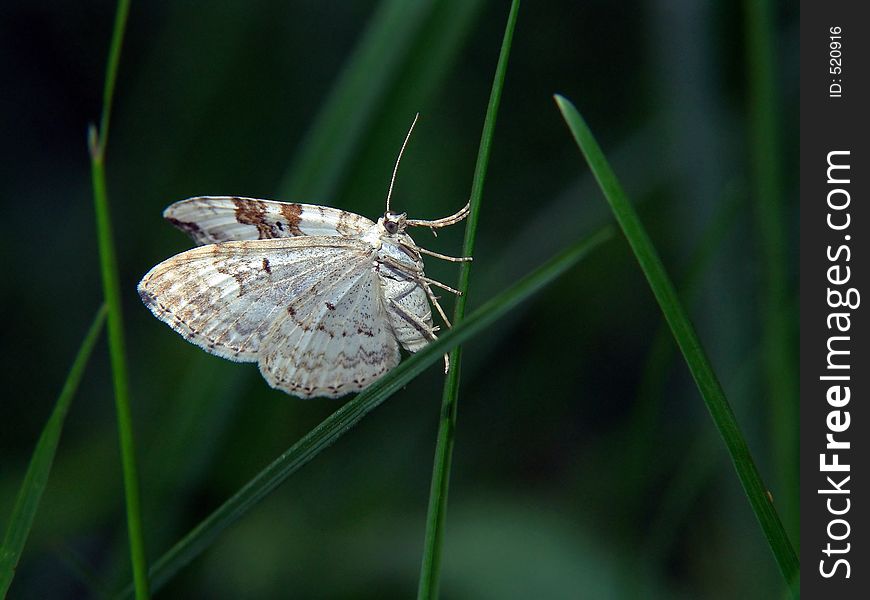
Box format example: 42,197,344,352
138,115,470,398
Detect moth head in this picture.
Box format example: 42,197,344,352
382,211,407,235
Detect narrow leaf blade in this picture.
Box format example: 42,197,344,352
554,94,799,595
418,1,521,598
0,306,107,597
90,0,151,596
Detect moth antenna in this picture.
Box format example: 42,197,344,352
385,112,420,213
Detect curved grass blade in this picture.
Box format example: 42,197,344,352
554,94,799,596
0,306,107,597
114,227,612,598
417,1,520,598
89,0,150,597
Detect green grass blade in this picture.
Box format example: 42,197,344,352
417,1,520,598
89,1,150,598
94,1,129,161
554,95,799,595
114,227,611,598
618,183,744,520
0,306,107,598
277,0,434,200
744,0,797,539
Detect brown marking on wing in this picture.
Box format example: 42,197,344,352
279,203,304,236
285,305,311,331
216,263,257,297
232,197,278,239
166,217,203,239
336,211,359,236
232,197,269,238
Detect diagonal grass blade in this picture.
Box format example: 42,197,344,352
0,306,107,597
115,227,612,598
555,94,799,596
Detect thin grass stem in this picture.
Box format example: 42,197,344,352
89,1,150,598
416,1,520,598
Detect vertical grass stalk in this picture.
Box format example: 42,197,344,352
0,306,107,597
417,1,520,598
744,0,798,541
555,95,799,596
89,1,150,598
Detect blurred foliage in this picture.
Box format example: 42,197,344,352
1,0,797,598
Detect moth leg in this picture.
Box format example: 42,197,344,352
399,242,473,262
378,253,459,344
419,275,461,296
406,201,470,229
422,283,452,328
387,298,450,373
379,255,462,296
415,245,473,263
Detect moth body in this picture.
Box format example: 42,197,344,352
139,196,465,398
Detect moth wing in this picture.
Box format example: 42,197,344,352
163,196,375,245
259,264,400,398
137,237,376,363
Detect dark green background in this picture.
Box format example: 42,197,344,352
1,0,798,597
